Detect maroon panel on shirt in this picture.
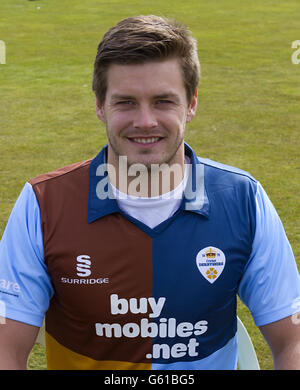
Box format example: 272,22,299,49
30,161,153,363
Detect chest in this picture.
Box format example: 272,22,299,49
45,210,251,323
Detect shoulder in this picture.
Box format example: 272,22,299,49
29,159,92,188
28,159,92,207
197,156,257,184
196,156,258,203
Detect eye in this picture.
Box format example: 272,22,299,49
117,100,134,105
156,99,173,106
113,100,136,110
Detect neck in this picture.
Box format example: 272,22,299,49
107,154,185,198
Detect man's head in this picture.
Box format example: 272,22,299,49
93,15,200,178
92,15,200,106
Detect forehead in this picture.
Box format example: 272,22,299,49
105,58,186,99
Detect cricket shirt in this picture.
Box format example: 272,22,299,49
0,143,299,369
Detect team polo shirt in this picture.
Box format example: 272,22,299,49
0,143,299,370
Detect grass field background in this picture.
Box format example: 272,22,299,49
0,0,299,370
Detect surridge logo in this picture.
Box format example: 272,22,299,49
60,255,109,285
76,255,91,277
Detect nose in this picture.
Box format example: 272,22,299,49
133,105,158,129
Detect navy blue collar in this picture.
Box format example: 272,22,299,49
88,143,210,223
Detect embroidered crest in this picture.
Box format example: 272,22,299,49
196,246,226,284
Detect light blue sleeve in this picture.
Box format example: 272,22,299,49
0,182,54,327
238,183,300,326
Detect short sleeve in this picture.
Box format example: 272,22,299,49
238,183,300,326
0,182,54,327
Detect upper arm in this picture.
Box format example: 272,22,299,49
0,183,53,330
238,183,300,326
259,314,300,369
0,318,40,369
238,183,300,368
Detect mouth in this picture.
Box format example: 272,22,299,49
127,136,163,146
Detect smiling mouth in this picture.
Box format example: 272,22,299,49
128,137,163,145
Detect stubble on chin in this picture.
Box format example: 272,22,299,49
107,133,185,172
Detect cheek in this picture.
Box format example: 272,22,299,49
106,111,134,133
156,107,185,123
164,111,187,132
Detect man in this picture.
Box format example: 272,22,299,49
0,15,300,370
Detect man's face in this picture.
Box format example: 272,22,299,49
96,58,197,169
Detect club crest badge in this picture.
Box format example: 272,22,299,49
196,246,226,284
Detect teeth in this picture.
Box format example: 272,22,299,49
132,137,160,144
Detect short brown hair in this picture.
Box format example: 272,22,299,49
92,15,200,105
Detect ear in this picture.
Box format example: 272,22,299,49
96,98,106,123
186,90,198,123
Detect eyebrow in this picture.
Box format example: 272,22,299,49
110,92,181,102
153,93,181,102
110,94,135,101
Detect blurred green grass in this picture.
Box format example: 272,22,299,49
0,0,299,370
